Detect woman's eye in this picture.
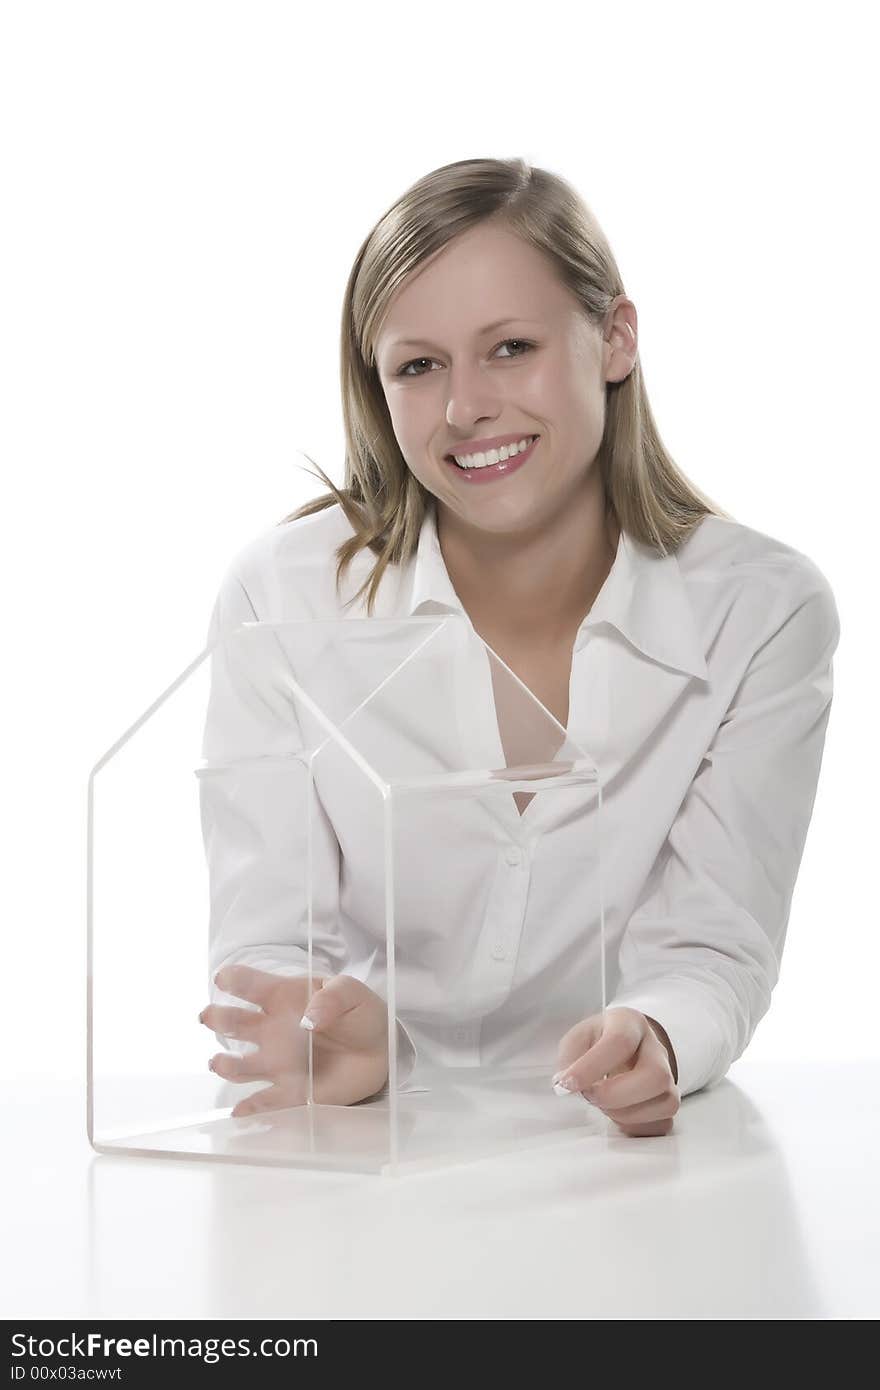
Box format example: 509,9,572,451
398,356,433,378
496,338,534,361
396,338,535,377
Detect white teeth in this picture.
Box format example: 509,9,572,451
452,436,537,469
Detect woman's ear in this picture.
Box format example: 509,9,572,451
603,295,638,384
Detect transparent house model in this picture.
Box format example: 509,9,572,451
88,613,608,1176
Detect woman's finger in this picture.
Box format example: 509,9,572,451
554,1009,644,1092
214,963,324,1009
209,1050,271,1082
200,1004,264,1039
555,1014,603,1068
598,1090,680,1124
587,1049,672,1111
301,974,370,1029
231,1080,306,1117
613,1117,675,1138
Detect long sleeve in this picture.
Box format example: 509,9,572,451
199,561,417,1090
606,559,840,1099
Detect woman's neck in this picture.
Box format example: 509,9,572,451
436,477,620,646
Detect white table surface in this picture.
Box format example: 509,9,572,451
3,1060,878,1321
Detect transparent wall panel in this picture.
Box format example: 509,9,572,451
88,616,607,1176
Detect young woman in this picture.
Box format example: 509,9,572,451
198,157,839,1137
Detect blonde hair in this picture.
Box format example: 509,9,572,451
281,156,732,614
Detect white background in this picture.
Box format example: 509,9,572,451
2,0,876,1083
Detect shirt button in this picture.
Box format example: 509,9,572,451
453,1027,469,1044
492,943,507,961
504,847,522,867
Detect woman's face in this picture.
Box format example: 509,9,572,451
373,221,635,539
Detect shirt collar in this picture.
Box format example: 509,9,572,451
403,500,709,681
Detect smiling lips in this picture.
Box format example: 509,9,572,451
444,434,540,484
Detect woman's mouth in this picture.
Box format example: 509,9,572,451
443,435,540,484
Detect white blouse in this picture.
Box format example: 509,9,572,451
200,499,839,1100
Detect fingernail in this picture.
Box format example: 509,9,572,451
208,1058,215,1072
299,1014,315,1031
198,1011,205,1025
551,1073,577,1095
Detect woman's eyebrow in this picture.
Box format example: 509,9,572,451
387,317,544,352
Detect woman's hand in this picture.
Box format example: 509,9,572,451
552,1007,680,1136
199,964,389,1116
